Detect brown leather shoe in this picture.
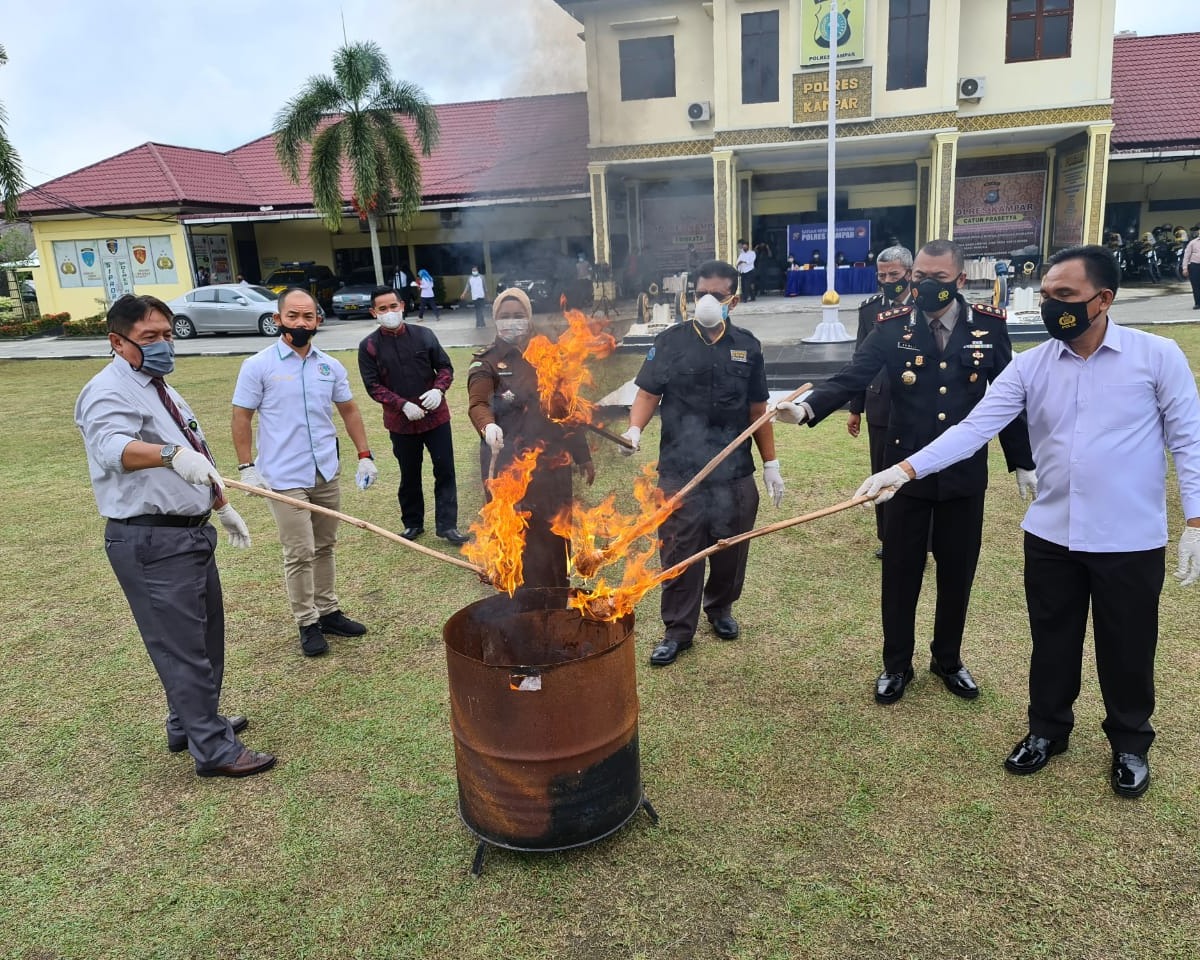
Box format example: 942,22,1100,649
196,748,276,778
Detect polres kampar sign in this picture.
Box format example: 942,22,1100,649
787,220,872,264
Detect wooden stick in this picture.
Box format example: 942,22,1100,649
582,421,635,449
667,382,813,509
223,477,488,578
656,494,871,582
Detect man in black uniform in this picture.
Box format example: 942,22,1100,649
778,239,1036,704
621,259,785,667
846,244,913,557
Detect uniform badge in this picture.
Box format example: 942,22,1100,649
469,361,483,369
730,349,748,363
901,371,917,385
971,329,988,338
901,332,914,342
969,372,979,382
646,346,656,361
497,362,508,369
972,350,985,360
319,363,331,376
914,356,925,367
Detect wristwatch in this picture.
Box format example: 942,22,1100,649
160,443,180,467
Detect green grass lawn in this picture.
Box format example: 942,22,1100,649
2,331,1199,960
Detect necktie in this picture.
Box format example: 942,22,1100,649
931,319,949,354
152,377,215,466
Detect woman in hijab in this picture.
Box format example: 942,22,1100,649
466,288,595,589
416,269,441,320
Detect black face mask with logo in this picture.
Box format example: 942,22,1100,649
879,278,909,302
914,278,958,313
1040,292,1102,341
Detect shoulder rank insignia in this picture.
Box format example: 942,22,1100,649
860,292,884,309
971,302,1006,319
876,304,915,323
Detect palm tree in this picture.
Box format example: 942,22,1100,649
0,44,27,221
274,41,439,285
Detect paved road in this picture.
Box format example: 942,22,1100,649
3,285,1196,360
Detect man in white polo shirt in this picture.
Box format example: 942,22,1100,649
459,265,489,329
231,287,380,657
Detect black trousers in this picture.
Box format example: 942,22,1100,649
103,522,242,768
659,475,759,644
881,492,984,673
472,297,487,327
739,269,756,301
1189,268,1200,307
390,421,458,533
866,421,888,543
1023,533,1164,753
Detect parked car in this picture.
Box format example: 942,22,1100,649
166,284,280,338
331,266,390,319
263,261,338,312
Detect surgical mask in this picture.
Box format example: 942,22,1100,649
693,294,728,328
914,277,958,313
1040,292,1101,341
496,317,530,343
879,277,909,302
281,324,315,348
378,311,403,330
123,335,175,377
471,269,479,276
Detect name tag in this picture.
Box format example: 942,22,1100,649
729,349,748,363
896,343,921,353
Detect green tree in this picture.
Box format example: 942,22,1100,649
0,44,28,221
273,41,439,286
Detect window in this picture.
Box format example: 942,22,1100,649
887,0,929,90
1006,0,1072,62
741,11,779,104
619,36,676,101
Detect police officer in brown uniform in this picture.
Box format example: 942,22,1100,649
778,240,1036,704
466,288,595,590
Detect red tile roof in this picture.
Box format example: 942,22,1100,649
1112,32,1200,151
18,93,589,217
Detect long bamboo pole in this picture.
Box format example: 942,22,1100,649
223,477,488,579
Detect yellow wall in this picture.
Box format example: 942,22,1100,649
1106,158,1200,227
254,219,337,274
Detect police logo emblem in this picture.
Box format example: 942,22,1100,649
914,356,925,366
319,363,331,376
901,370,917,385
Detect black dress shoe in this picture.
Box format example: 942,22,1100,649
709,615,739,640
196,748,277,779
874,667,914,704
167,714,248,753
649,638,692,666
299,622,329,657
319,609,367,637
874,546,884,559
1004,733,1069,775
930,660,980,700
437,527,470,545
400,526,424,540
1111,751,1150,798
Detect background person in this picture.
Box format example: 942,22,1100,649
460,265,489,329
231,288,379,658
621,259,783,668
857,244,1200,799
416,269,441,320
1183,229,1200,309
735,239,757,301
358,287,468,545
75,293,273,779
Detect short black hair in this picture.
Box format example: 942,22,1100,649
277,287,318,312
695,260,739,296
919,238,965,273
370,286,400,307
107,294,172,336
1047,244,1121,295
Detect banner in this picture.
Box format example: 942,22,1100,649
953,171,1046,258
52,234,179,292
787,220,872,264
640,194,716,261
1051,148,1087,248
800,0,866,66
52,241,82,288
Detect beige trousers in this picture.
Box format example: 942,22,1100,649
267,474,341,627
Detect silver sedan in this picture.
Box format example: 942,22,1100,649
167,284,280,338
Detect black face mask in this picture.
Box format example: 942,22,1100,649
914,277,958,313
1040,292,1102,342
281,324,315,348
879,277,909,302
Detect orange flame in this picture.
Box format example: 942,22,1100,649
464,447,541,595
523,309,617,424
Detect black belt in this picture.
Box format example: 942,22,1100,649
107,513,211,528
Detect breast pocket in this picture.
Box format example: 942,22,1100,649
717,362,752,407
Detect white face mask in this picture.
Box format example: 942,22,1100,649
378,311,403,330
496,316,530,342
693,294,727,328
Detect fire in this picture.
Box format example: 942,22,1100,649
464,447,542,595
524,309,616,424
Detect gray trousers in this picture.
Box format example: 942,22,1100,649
104,521,242,769
659,474,760,644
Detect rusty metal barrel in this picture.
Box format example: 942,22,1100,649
443,587,643,852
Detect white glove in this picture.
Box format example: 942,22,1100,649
855,465,912,504
775,401,810,425
763,459,784,508
402,401,426,422
170,448,224,490
1174,526,1200,586
1016,468,1038,501
215,503,251,549
419,388,443,411
355,457,379,491
237,464,267,489
620,425,641,457
484,423,504,453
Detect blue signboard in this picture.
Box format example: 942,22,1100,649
787,220,872,264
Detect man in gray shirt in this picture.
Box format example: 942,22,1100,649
75,294,275,779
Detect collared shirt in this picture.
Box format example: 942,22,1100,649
736,249,756,273
908,320,1200,551
232,340,353,490
464,273,486,299
75,355,215,518
358,324,454,435
1183,237,1200,269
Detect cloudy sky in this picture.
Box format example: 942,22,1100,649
2,0,1197,187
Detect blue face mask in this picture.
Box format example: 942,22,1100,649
122,335,175,377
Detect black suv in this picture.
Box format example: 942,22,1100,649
264,262,338,312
